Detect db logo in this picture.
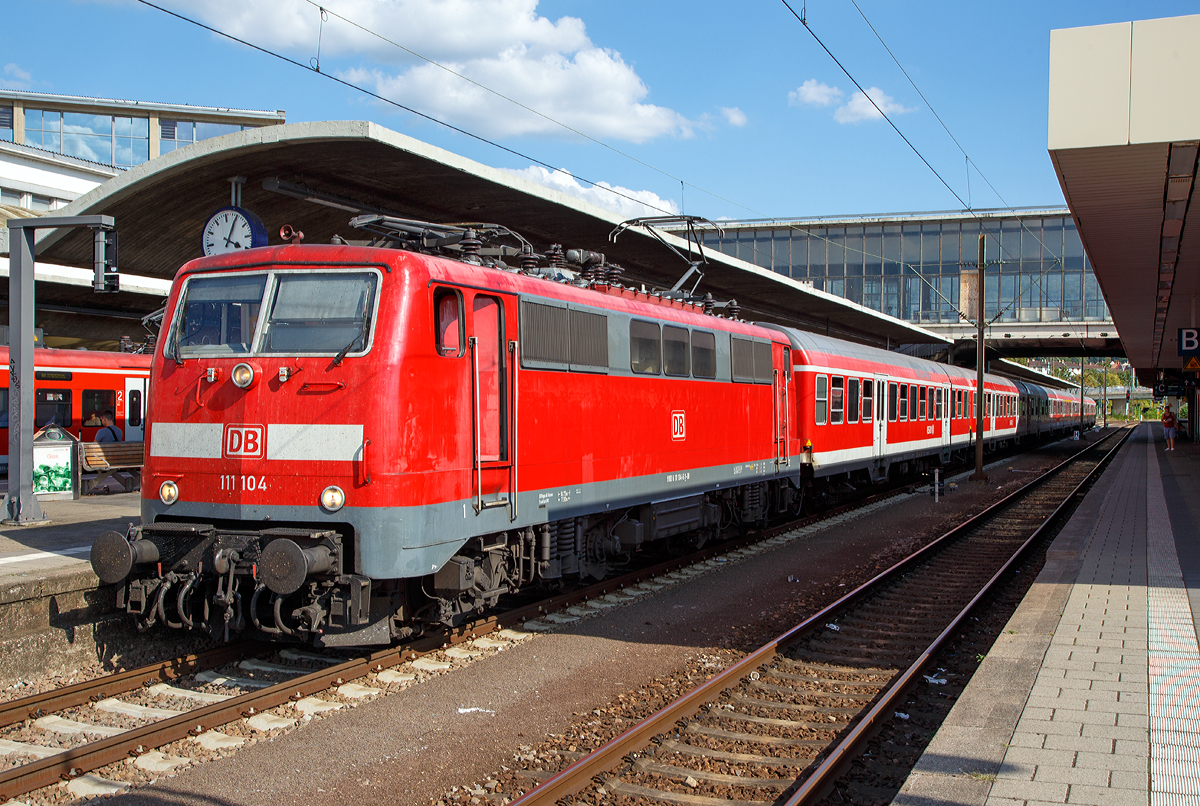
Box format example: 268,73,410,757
223,424,264,459
671,410,686,441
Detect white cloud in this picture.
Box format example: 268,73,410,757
504,166,678,218
720,107,747,127
145,0,692,143
1,63,34,91
789,79,843,107
832,87,916,124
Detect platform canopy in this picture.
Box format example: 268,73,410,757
2,120,945,349
1049,14,1200,385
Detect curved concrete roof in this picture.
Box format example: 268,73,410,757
11,120,946,347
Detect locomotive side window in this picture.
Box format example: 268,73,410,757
82,390,116,427
435,289,465,357
171,274,266,357
261,273,377,355
898,383,908,421
847,379,860,424
888,382,897,422
691,331,716,379
862,379,873,423
815,375,828,425
830,377,844,424
35,389,72,428
662,326,690,377
630,321,661,374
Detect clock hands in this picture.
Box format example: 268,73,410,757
223,217,243,250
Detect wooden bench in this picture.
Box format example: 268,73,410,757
79,442,144,495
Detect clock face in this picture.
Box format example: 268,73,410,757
202,207,265,256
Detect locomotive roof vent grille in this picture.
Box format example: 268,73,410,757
569,309,608,369
520,301,610,370
521,301,570,364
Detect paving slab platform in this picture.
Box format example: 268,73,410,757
897,422,1200,806
0,492,141,683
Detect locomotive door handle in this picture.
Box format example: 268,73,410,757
360,438,371,486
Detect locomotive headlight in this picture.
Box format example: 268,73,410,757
320,485,345,512
159,480,179,505
231,362,255,389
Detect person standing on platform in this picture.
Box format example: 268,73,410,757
1161,403,1177,451
96,410,123,443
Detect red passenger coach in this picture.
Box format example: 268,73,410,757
0,346,150,471
89,216,1094,647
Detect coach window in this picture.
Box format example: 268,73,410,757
35,389,72,428
128,390,143,428
663,326,690,377
935,388,943,420
692,330,716,378
831,377,845,424
848,379,860,424
898,383,908,421
919,386,927,420
630,321,661,374
888,382,898,422
83,390,116,427
910,385,917,421
862,379,873,422
815,375,828,425
435,289,464,357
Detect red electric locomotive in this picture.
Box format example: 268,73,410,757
89,216,1093,646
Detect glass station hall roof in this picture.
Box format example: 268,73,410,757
693,209,1109,326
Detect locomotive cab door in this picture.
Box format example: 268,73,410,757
467,292,517,518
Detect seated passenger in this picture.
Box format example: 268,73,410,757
83,412,102,427
95,410,123,443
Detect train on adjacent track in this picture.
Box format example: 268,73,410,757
0,346,151,473
90,215,1095,646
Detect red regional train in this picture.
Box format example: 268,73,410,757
90,217,1095,646
0,346,151,472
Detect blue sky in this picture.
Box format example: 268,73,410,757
4,1,1198,221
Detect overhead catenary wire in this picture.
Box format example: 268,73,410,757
135,0,682,219
299,0,761,219
779,0,1072,324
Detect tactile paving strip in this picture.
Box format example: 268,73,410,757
1146,437,1200,802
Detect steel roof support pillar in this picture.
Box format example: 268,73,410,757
4,215,115,525
4,225,44,524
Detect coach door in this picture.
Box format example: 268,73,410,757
873,375,888,460
773,346,790,469
124,376,147,442
468,292,517,519
940,384,951,457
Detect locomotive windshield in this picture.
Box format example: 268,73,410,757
167,270,379,358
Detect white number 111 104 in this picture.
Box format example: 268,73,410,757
220,475,267,491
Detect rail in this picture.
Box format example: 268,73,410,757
509,426,1131,805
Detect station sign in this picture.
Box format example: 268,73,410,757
1180,328,1200,357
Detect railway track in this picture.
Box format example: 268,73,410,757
508,426,1131,806
0,469,922,802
